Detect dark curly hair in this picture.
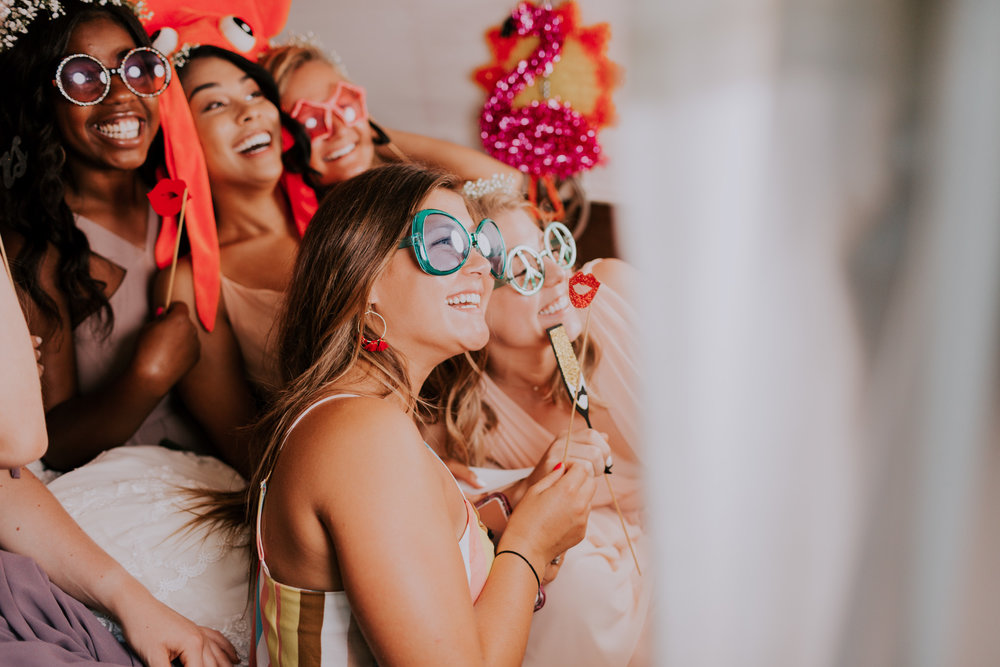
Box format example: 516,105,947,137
0,0,157,331
178,45,312,178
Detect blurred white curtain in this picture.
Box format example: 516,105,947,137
620,0,1000,664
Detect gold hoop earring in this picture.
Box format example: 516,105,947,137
360,309,388,352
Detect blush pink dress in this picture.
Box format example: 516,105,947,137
481,260,650,666
219,274,283,394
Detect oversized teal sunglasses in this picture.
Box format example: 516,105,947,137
398,209,507,279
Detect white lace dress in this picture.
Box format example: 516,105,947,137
46,446,250,659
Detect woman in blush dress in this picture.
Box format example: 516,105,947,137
429,189,649,666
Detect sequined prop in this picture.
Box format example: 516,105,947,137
477,2,602,180
568,270,600,308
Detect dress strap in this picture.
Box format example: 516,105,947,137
256,393,359,569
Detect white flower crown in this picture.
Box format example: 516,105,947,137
0,0,151,53
462,172,520,200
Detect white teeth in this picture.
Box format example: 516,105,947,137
95,117,140,139
323,143,356,161
236,132,272,154
446,293,481,307
539,294,570,316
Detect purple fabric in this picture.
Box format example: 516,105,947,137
0,549,141,666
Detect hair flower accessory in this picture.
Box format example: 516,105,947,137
462,172,520,200
0,0,151,53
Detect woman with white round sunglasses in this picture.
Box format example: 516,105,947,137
427,189,649,667
0,1,240,664
0,0,206,471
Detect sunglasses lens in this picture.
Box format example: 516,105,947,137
59,56,108,104
122,49,169,96
546,222,576,268
333,85,366,127
477,219,506,278
507,248,544,294
422,213,469,274
292,104,329,141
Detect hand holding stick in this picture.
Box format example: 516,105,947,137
546,272,641,574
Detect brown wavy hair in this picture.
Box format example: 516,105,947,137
190,164,481,561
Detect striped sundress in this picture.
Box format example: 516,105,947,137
251,395,495,666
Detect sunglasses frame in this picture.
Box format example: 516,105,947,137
289,81,369,141
398,209,507,280
497,221,577,296
54,46,172,107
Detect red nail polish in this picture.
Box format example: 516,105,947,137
154,306,165,317
552,462,562,471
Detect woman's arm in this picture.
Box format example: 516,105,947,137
9,242,199,470
0,255,47,467
0,469,237,665
154,261,258,478
274,399,593,666
40,299,200,470
589,257,637,298
383,128,523,184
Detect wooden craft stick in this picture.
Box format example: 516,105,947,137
162,187,189,309
562,306,594,464
605,475,642,575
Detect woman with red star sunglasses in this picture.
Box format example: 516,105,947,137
261,43,524,192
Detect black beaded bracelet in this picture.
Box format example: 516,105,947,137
495,549,541,593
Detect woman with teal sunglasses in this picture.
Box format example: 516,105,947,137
204,163,596,666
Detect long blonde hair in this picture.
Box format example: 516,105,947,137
259,43,341,96
426,190,600,466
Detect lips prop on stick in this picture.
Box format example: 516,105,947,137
147,178,189,310
546,273,641,574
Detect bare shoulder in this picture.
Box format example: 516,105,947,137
281,395,428,480
589,257,637,297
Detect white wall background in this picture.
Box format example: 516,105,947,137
280,0,628,204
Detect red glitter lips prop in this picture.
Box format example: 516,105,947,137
568,271,601,308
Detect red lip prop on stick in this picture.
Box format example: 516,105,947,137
147,178,188,217
569,271,601,308
147,179,190,309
